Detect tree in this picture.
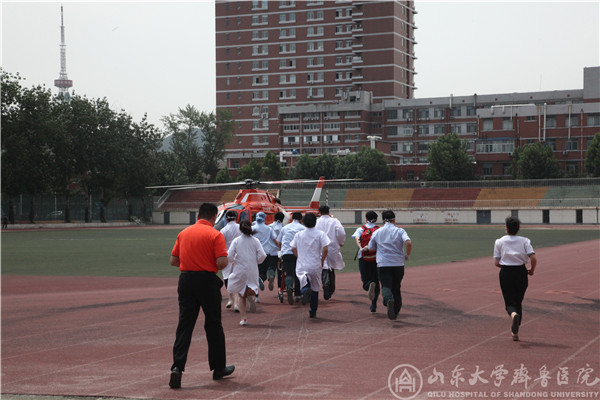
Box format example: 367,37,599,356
585,132,600,177
289,154,318,179
514,142,560,179
215,168,233,183
237,158,263,180
162,105,203,183
1,70,54,222
424,133,474,181
354,147,391,182
315,152,338,179
262,151,285,180
153,151,187,188
198,108,235,183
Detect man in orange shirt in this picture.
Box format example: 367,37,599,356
169,203,235,388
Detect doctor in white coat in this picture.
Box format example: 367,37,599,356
315,205,346,300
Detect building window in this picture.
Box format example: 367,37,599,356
477,140,514,154
482,119,493,131
466,123,477,134
418,109,429,120
502,118,513,130
402,110,413,120
566,139,578,151
450,106,462,117
450,124,462,134
566,116,578,128
466,106,477,116
588,114,600,126
546,116,557,128
434,108,445,118
482,163,493,176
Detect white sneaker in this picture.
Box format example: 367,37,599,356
234,305,240,313
226,300,233,309
248,295,257,313
255,296,260,303
240,318,247,326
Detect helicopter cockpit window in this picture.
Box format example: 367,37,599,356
214,210,227,231
239,209,250,222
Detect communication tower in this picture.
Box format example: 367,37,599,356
54,5,73,99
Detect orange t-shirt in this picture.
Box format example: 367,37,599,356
171,220,228,272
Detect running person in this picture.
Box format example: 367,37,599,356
352,211,380,313
315,205,345,300
494,216,537,341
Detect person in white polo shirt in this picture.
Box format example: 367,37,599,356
494,216,537,341
364,210,412,321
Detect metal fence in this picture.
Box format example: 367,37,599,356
1,194,152,223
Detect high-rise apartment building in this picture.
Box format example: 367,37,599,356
215,0,417,171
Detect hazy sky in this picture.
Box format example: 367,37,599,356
2,1,599,129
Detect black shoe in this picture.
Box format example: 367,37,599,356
309,311,316,318
213,365,235,380
323,285,331,300
302,287,312,305
169,367,182,389
258,278,265,291
387,299,397,320
287,287,294,305
370,304,377,314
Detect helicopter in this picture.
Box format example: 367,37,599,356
148,177,356,230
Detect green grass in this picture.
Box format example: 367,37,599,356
1,226,598,277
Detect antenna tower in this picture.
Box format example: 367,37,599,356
54,5,73,99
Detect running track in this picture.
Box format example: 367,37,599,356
2,240,599,400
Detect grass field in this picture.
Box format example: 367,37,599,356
1,226,598,277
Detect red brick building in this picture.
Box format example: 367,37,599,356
216,1,600,180
216,0,417,171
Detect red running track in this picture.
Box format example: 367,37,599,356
2,240,599,400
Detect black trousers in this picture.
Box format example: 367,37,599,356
282,254,301,296
172,271,226,372
378,266,405,315
259,255,278,281
359,258,380,305
499,265,528,322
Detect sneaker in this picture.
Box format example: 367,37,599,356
302,287,312,305
309,311,316,318
248,295,256,313
234,305,240,313
226,300,233,309
511,312,520,335
169,367,182,389
387,299,397,320
255,295,260,303
240,318,248,326
368,282,376,301
287,287,294,305
295,296,302,303
369,304,377,314
259,278,265,291
512,333,519,341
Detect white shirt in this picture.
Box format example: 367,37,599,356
268,220,283,256
315,214,346,270
368,222,411,267
220,221,241,279
291,227,330,274
252,221,278,255
227,234,267,295
291,227,330,291
352,222,377,259
278,220,305,255
493,235,535,266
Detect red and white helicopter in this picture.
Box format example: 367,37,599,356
149,177,355,229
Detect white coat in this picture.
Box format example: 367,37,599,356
227,234,267,296
291,227,330,291
220,221,242,280
315,215,346,271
